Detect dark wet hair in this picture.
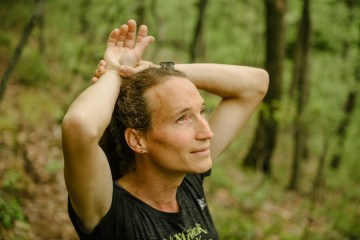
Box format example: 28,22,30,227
99,67,186,180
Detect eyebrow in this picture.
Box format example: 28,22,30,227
174,102,206,116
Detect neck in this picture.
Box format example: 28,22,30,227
118,166,185,213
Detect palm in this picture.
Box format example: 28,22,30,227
104,47,139,70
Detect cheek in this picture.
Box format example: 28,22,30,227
149,129,193,153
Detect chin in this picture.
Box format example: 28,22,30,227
192,158,212,174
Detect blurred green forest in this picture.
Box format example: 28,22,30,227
0,0,359,239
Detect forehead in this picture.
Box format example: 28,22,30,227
145,76,203,120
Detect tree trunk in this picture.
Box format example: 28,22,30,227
301,136,330,240
0,0,43,106
242,0,286,174
149,0,165,60
287,0,312,190
135,0,146,25
189,0,208,62
330,0,359,169
37,8,45,54
79,0,91,34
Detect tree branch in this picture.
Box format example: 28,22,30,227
0,0,43,106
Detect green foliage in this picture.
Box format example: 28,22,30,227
0,0,360,239
23,84,64,120
0,193,25,229
16,50,49,86
206,0,265,65
44,160,63,174
0,1,32,31
335,211,360,239
2,170,21,192
213,207,256,240
0,32,12,49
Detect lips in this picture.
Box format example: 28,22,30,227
190,146,210,155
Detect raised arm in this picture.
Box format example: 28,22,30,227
62,20,154,232
175,64,269,160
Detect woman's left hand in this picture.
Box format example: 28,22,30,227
92,60,159,83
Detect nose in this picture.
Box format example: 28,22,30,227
195,117,214,140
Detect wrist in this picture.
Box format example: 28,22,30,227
99,69,122,81
160,61,175,69
139,60,159,68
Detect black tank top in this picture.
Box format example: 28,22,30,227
68,173,219,240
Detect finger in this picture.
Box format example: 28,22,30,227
94,69,101,78
100,65,106,72
98,66,106,77
99,59,106,67
97,59,107,68
91,76,99,84
118,65,150,78
139,60,158,68
136,25,148,43
107,29,120,48
134,35,155,58
118,66,133,78
94,65,106,78
123,19,137,48
117,24,129,47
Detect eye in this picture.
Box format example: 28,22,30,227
177,115,189,122
200,108,206,118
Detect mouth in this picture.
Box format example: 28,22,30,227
191,146,211,156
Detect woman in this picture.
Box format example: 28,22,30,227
62,19,269,239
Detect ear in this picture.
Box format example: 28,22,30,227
124,128,147,153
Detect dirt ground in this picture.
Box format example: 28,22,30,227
0,85,79,239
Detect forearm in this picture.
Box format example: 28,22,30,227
174,64,268,159
175,63,269,100
62,71,122,140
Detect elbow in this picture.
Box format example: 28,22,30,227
62,111,99,142
257,69,270,97
239,68,269,100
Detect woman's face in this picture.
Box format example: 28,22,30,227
143,76,214,175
